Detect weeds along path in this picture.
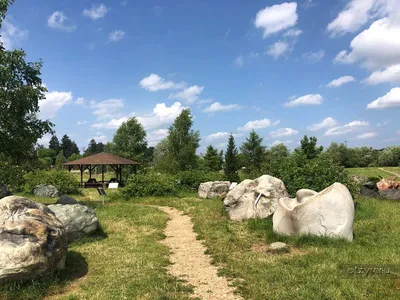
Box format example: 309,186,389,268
156,206,242,300
379,168,400,178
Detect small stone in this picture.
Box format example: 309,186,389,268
268,242,290,253
56,195,78,205
34,184,61,198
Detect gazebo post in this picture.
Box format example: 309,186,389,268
89,165,92,180
102,165,105,183
79,165,83,187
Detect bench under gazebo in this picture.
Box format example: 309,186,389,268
64,152,141,188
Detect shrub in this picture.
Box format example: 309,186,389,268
122,173,178,198
23,170,80,194
176,170,226,191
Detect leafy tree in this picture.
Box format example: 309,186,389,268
144,146,154,163
55,150,66,170
112,117,147,161
49,135,60,152
166,109,200,172
296,135,323,160
224,134,239,182
0,0,53,162
60,135,73,158
203,145,222,172
240,130,265,176
84,139,98,156
377,148,398,167
67,153,81,162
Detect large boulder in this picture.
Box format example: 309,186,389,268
48,204,99,242
56,195,78,205
0,196,67,284
0,183,12,199
360,181,380,198
223,175,288,221
379,189,400,201
273,183,354,241
34,184,61,198
198,181,231,199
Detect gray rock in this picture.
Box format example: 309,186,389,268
198,181,231,199
379,189,400,201
34,184,61,198
360,182,379,198
0,196,67,284
56,195,78,205
268,242,290,253
0,183,12,199
48,204,99,242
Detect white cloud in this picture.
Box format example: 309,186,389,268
271,140,293,146
327,76,356,88
254,2,298,38
364,64,400,84
356,132,377,139
76,97,85,105
0,18,28,50
77,120,88,126
137,102,185,130
303,50,325,63
284,28,302,37
266,41,290,59
83,4,108,20
202,102,242,113
366,87,400,109
270,128,299,137
91,117,129,129
238,118,278,131
37,133,52,147
108,30,125,42
139,74,185,91
89,135,108,143
284,94,323,107
91,99,124,120
168,85,204,104
205,132,244,141
39,91,73,119
47,11,76,32
147,129,169,146
324,120,369,136
307,117,337,131
377,121,389,127
234,55,244,67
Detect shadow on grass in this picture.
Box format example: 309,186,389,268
0,251,88,300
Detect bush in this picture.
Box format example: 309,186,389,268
122,173,178,198
23,170,80,194
176,170,226,191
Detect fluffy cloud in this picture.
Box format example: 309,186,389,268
47,11,76,32
270,140,293,146
108,30,125,42
254,2,298,38
356,132,377,139
284,28,302,37
307,117,337,131
364,64,400,84
367,87,400,109
202,102,242,113
238,118,279,131
266,41,290,59
0,18,28,50
139,74,185,92
39,91,73,119
89,135,108,143
270,128,299,137
91,99,124,120
76,97,85,105
91,117,128,129
284,94,323,107
137,102,185,130
168,85,204,104
324,121,368,136
83,4,108,20
303,50,325,63
327,76,356,88
147,129,169,146
234,55,244,67
205,132,243,141
77,120,88,126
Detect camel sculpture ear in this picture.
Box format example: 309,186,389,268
296,189,318,203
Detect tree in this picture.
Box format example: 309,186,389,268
153,138,169,170
55,150,66,170
112,117,147,161
224,134,239,182
240,130,265,176
296,135,323,160
0,1,53,162
166,109,200,172
49,135,60,152
60,135,73,158
203,145,222,172
84,139,98,156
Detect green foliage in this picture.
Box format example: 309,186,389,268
122,173,178,197
38,156,53,169
296,135,323,160
240,130,265,176
111,117,147,161
84,139,105,157
67,153,81,162
0,154,26,190
55,150,66,170
60,135,79,158
224,134,240,182
203,145,222,172
23,170,79,194
176,170,225,191
377,147,399,167
49,135,60,152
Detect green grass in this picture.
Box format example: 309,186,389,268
2,190,400,299
347,167,395,179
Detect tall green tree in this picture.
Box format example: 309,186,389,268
84,139,98,156
49,135,60,152
224,134,239,182
296,135,323,160
240,130,265,176
166,109,200,172
0,0,53,162
203,145,222,172
60,135,73,158
112,117,147,161
55,150,66,170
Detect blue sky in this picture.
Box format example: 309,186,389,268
2,0,400,153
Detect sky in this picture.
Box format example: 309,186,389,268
2,0,400,153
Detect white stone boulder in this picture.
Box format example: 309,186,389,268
48,204,99,242
0,196,67,284
273,183,355,241
34,184,61,198
223,175,289,221
198,181,231,199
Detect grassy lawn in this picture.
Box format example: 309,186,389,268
1,189,400,299
347,167,396,178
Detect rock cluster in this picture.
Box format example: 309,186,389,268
198,181,231,199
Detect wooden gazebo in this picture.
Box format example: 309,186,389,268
63,152,141,187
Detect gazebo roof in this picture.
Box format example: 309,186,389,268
63,152,141,166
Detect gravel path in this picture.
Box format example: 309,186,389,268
157,206,242,300
380,168,400,177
